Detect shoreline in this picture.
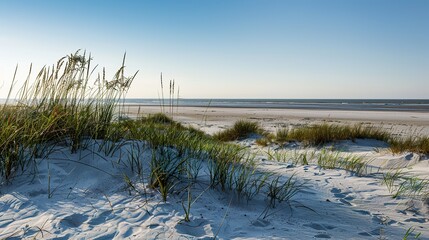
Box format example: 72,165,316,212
121,102,429,113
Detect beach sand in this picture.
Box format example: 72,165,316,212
1,106,428,239
126,105,429,136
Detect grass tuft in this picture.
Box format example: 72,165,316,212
145,113,176,125
284,124,389,146
272,123,429,154
0,51,137,180
214,120,266,141
389,136,429,154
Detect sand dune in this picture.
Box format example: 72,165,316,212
1,109,428,239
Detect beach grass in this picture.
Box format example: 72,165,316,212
2,52,429,238
383,169,429,200
272,123,428,154
0,51,137,180
0,53,306,224
280,124,390,146
213,120,267,141
389,136,429,154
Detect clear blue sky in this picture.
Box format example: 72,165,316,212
0,0,428,99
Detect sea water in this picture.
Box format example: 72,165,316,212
122,99,429,112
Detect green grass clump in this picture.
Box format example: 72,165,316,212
273,124,429,154
285,124,389,146
267,173,301,208
275,128,289,143
383,169,429,200
145,113,176,125
255,137,271,146
266,148,367,175
389,136,429,154
0,51,137,180
0,51,307,226
214,120,266,141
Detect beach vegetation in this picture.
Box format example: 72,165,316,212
267,173,302,208
392,176,428,200
1,52,427,237
389,136,429,155
403,226,422,240
275,128,289,143
271,124,429,154
0,51,137,180
266,148,367,176
145,112,176,125
383,169,404,194
383,170,429,200
278,124,389,146
255,137,271,146
213,120,267,141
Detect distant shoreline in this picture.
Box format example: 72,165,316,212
122,103,429,113
119,98,429,113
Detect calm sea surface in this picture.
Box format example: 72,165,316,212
123,99,429,112
1,98,427,112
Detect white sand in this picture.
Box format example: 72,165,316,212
125,106,429,136
1,108,429,239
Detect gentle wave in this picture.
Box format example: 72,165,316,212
123,99,429,112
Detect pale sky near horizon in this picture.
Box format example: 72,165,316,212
0,0,428,99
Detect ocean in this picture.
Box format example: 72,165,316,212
123,99,429,112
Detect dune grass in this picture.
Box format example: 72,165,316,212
145,112,177,125
383,169,429,200
0,54,305,222
117,116,303,207
0,52,307,224
213,120,267,141
266,148,368,176
279,124,390,146
0,51,137,180
389,136,429,154
2,52,428,231
271,124,428,154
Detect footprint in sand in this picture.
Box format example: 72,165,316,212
303,223,325,230
251,219,271,227
28,189,47,197
371,214,397,225
146,223,161,229
330,188,341,194
359,228,388,237
330,188,355,206
175,219,210,238
353,209,371,216
404,218,428,223
314,233,331,238
60,213,88,228
304,223,337,231
87,210,113,225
